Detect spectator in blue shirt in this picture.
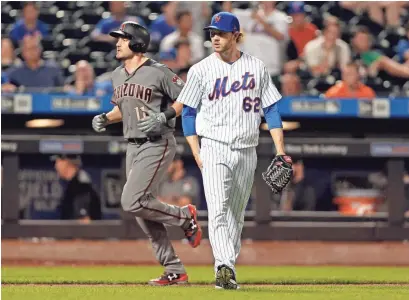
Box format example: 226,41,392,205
396,23,409,65
5,35,64,92
1,73,9,85
91,1,146,43
9,2,49,44
64,60,113,96
149,1,177,44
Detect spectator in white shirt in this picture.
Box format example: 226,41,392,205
159,10,205,63
304,21,351,77
235,1,289,84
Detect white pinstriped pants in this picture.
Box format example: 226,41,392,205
200,138,257,275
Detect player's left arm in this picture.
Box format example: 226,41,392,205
263,104,285,155
160,69,186,118
260,66,286,155
137,69,185,133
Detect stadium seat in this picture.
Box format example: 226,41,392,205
60,48,92,65
1,9,16,25
72,8,104,26
42,50,59,61
38,7,65,25
1,23,7,35
79,37,115,53
349,14,384,36
364,77,388,94
54,24,90,40
92,1,110,11
341,30,353,45
402,81,409,96
91,62,111,77
377,28,406,57
41,36,66,52
307,76,335,93
321,2,356,23
310,14,324,30
7,1,22,10
89,51,108,63
53,1,79,12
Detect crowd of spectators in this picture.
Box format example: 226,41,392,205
1,1,409,97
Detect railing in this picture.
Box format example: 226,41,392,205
2,134,408,241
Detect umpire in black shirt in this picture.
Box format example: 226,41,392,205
51,154,102,221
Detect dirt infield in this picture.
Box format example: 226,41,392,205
2,239,409,266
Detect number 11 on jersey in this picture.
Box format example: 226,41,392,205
135,106,148,120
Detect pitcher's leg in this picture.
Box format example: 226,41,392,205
201,144,236,274
135,217,186,274
228,148,257,262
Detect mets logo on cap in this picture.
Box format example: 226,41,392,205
214,15,221,23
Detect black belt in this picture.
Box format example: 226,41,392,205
127,136,162,145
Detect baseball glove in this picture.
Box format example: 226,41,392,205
262,155,293,194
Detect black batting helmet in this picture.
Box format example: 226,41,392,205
109,21,150,53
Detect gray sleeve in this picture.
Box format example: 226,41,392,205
160,67,185,101
110,70,118,105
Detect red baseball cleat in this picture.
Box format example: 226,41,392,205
184,204,202,248
148,272,189,286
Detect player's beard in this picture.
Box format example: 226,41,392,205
117,51,134,61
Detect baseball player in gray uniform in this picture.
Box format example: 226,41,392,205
91,21,202,286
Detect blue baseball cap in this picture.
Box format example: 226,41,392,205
288,1,305,14
203,12,240,33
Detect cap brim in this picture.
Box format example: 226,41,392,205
203,26,231,32
109,30,131,39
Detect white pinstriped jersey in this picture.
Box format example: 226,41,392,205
177,52,282,149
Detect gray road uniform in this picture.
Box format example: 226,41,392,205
110,59,192,274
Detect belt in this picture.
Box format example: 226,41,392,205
127,136,162,145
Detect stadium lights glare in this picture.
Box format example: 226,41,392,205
25,119,64,128
260,121,300,131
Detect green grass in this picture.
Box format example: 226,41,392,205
2,286,409,300
2,266,409,299
2,266,409,284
